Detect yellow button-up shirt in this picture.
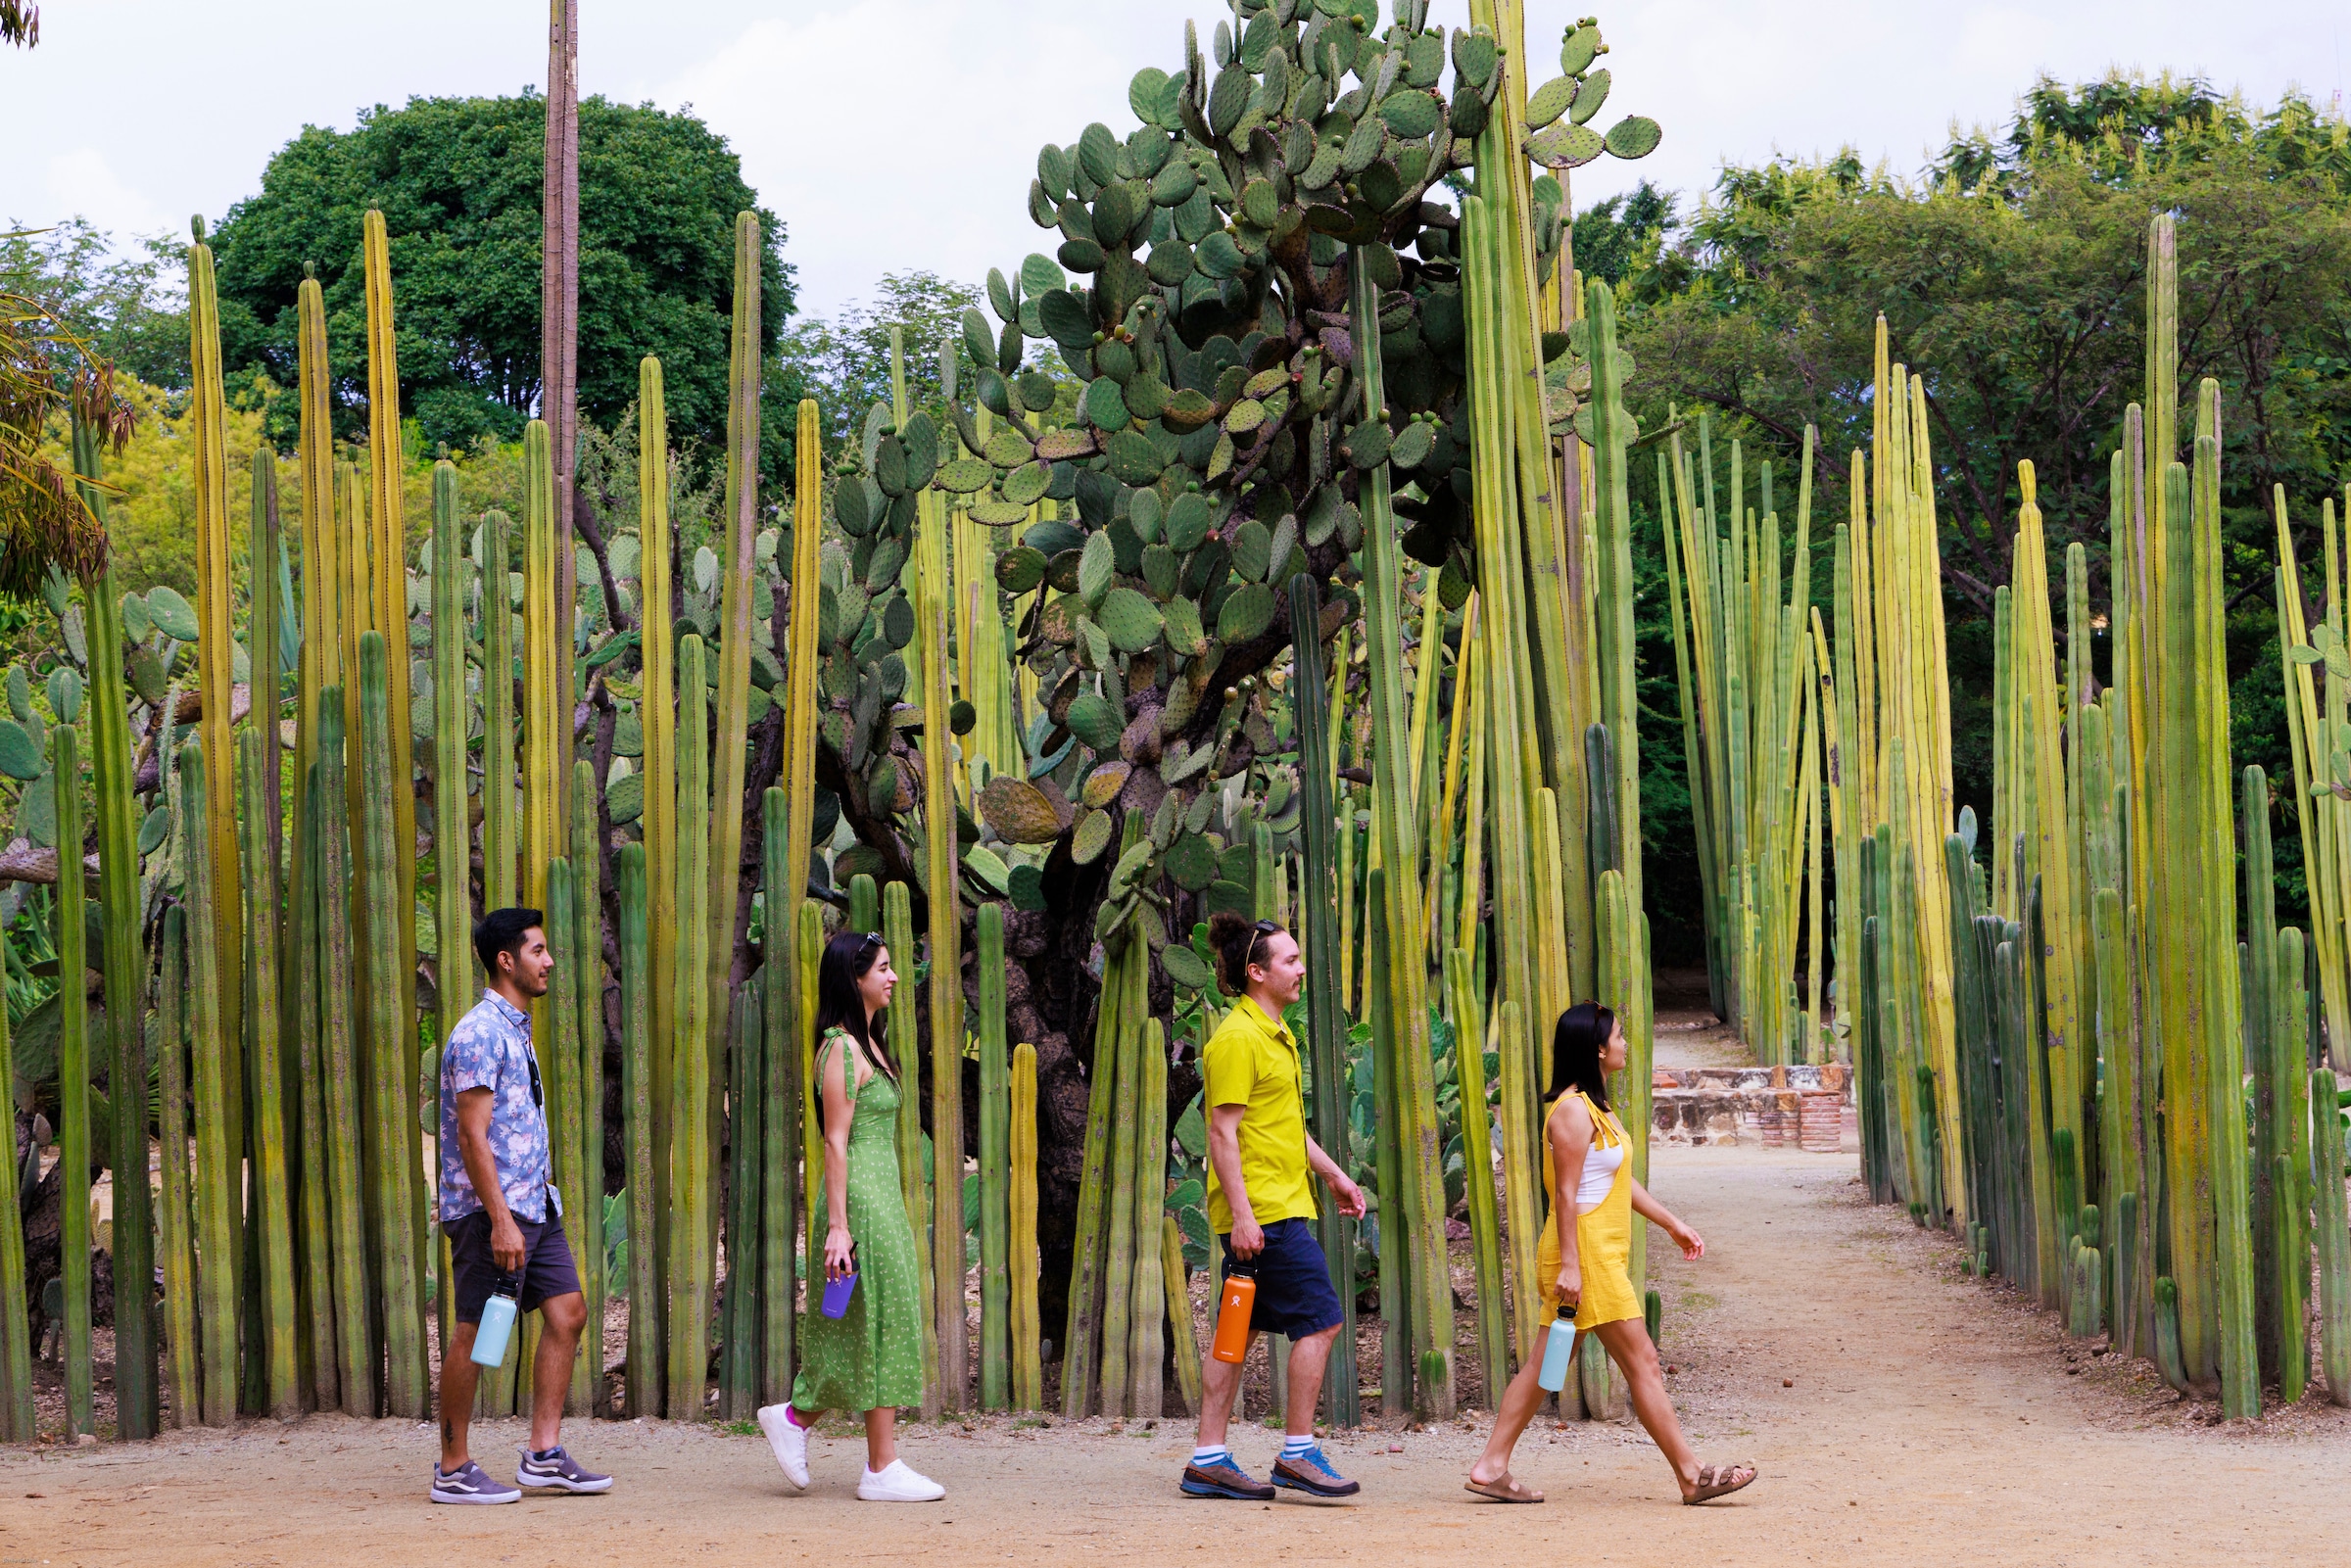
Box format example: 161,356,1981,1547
1201,995,1318,1234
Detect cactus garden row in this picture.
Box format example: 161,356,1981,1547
0,1,1675,1437
1663,213,2351,1413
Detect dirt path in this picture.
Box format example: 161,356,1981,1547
6,1142,2342,1566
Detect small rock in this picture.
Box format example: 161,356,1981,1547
75,1432,99,1447
1782,1378,1794,1388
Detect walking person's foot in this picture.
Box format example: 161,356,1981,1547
1680,1462,1758,1504
515,1445,612,1494
756,1403,810,1489
1180,1451,1277,1500
856,1459,945,1501
1270,1444,1360,1498
429,1459,520,1504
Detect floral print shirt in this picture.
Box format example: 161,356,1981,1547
438,989,557,1223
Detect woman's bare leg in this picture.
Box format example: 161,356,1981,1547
864,1404,898,1471
1468,1347,1551,1484
1594,1317,1701,1497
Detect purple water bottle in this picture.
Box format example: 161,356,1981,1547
821,1265,858,1319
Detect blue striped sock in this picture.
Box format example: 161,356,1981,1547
1280,1436,1316,1458
1191,1446,1233,1467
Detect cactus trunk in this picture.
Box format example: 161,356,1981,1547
238,727,300,1417
53,725,91,1438
617,842,661,1417
637,358,676,1389
668,633,714,1419
759,788,799,1407
977,903,1010,1409
312,696,374,1414
1010,1041,1042,1410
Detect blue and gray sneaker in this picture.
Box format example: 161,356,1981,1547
515,1445,613,1494
1271,1445,1360,1497
430,1459,520,1504
1180,1453,1276,1500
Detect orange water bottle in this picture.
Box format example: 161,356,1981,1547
1211,1263,1257,1364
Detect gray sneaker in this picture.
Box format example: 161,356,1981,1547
431,1459,520,1504
515,1445,612,1494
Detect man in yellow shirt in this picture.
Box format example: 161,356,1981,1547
1181,913,1367,1501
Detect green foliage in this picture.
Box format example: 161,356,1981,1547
1620,75,2351,613
206,93,795,481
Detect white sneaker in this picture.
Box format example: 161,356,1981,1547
857,1458,944,1501
756,1403,810,1489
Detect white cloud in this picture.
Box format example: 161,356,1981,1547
31,147,168,239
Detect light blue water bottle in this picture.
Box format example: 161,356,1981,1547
471,1276,520,1368
1536,1305,1578,1393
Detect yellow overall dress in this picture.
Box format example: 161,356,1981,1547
1534,1088,1641,1330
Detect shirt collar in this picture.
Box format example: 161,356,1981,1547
481,989,529,1029
1241,993,1295,1049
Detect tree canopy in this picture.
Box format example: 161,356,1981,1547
207,91,797,487
1616,73,2351,613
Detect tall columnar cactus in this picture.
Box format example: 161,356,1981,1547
719,939,761,1419
1062,934,1129,1420
1287,574,1359,1425
616,842,661,1418
185,219,243,1141
359,631,430,1416
637,356,676,1373
543,854,591,1415
1353,246,1454,1417
155,900,200,1428
312,695,373,1414
1009,1039,1041,1411
181,740,239,1425
1097,938,1143,1416
705,214,764,1143
67,413,157,1437
976,902,1011,1409
0,899,29,1439
523,419,564,916
52,722,91,1438
238,726,299,1418
1127,1016,1169,1420
482,508,519,913
759,788,799,1407
882,879,935,1411
2312,1065,2351,1406
668,632,715,1420
291,757,339,1417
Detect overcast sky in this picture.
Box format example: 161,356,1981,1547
2,1,2339,318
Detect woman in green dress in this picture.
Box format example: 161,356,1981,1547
757,930,939,1501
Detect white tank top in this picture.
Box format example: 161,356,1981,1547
1576,1139,1626,1212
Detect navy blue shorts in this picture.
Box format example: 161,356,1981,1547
1219,1216,1345,1342
444,1210,581,1325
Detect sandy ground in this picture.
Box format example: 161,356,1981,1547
8,1132,2346,1567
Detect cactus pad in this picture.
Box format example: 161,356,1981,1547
1216,582,1278,643
1604,116,1661,160
1527,122,1606,169
980,775,1068,844
1098,587,1166,653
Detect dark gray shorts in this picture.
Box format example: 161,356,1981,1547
444,1209,580,1324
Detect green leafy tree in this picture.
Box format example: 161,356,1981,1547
207,92,796,487
1621,74,2351,611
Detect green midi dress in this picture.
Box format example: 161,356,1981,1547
791,1027,926,1413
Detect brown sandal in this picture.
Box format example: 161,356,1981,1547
1682,1463,1757,1504
1464,1472,1545,1503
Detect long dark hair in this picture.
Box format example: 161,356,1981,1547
1546,1001,1617,1112
814,929,898,1125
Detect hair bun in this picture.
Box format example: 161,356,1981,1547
1205,910,1255,995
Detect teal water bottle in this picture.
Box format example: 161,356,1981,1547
1536,1305,1577,1393
470,1275,520,1368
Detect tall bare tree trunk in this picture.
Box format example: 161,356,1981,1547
543,0,581,825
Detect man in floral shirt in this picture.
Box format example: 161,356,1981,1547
431,908,611,1504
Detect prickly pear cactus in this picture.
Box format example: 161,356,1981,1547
814,0,1565,973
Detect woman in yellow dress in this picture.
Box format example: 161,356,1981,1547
1465,1002,1756,1505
